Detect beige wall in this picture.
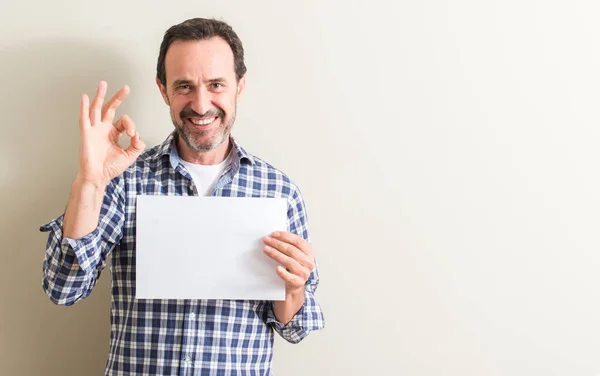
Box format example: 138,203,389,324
2,1,600,375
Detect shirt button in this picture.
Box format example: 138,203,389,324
184,355,191,364
189,312,196,319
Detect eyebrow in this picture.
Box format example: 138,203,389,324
172,79,192,88
172,78,227,88
208,77,227,84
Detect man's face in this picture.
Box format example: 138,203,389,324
157,37,245,153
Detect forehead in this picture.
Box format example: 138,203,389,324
164,37,236,82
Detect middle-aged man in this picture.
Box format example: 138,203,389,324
40,17,325,375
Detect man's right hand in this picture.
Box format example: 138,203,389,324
62,81,145,240
77,81,145,188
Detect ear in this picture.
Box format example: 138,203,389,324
236,74,247,100
156,77,170,105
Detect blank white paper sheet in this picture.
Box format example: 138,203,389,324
135,195,288,300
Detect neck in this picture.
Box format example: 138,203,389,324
177,136,232,165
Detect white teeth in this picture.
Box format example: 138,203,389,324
190,117,216,125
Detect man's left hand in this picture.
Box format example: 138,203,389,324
263,231,314,294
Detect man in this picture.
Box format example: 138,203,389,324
40,17,324,375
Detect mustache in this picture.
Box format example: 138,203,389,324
180,107,224,119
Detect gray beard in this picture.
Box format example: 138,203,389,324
175,123,227,152
172,110,236,152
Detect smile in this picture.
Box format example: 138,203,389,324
188,117,217,126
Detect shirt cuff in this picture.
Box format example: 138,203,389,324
265,288,325,344
40,215,103,274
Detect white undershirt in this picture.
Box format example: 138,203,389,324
179,150,234,196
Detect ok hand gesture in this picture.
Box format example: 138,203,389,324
77,81,145,186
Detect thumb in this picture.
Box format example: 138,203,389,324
124,131,145,161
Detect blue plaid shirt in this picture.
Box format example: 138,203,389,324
39,132,325,375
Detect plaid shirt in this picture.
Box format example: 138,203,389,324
39,132,325,376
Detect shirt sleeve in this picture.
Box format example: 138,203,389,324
39,176,125,306
265,185,325,343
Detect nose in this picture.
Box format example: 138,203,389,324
190,86,211,116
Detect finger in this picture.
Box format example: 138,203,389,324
269,231,311,255
113,114,137,138
264,245,309,280
124,131,145,159
276,265,306,288
101,85,130,123
80,94,90,130
263,235,313,270
90,81,107,124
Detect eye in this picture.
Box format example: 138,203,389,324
210,82,225,90
175,84,192,93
